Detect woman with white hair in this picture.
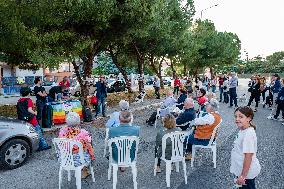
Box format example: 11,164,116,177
58,112,95,178
106,100,130,128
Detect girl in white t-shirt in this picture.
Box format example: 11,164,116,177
230,106,261,189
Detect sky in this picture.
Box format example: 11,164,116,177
193,0,284,59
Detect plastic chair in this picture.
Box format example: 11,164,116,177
103,128,110,157
191,120,222,168
53,138,95,189
154,131,187,187
108,136,139,189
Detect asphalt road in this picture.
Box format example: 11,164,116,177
0,79,283,189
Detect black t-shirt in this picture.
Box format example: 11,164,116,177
48,86,62,100
34,86,46,102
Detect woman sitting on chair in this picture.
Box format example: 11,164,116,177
154,114,181,173
184,99,222,160
58,112,95,178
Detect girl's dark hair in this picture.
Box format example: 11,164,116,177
199,88,206,96
34,77,41,84
235,106,256,130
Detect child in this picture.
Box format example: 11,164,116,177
197,88,208,112
230,106,261,188
17,87,51,151
58,112,95,178
154,114,181,173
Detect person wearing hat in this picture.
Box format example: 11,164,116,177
267,73,282,119
184,99,222,160
17,87,51,151
106,100,131,128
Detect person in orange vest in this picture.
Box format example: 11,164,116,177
184,99,222,160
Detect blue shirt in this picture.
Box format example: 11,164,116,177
95,81,107,98
176,108,196,130
109,124,140,162
106,112,120,128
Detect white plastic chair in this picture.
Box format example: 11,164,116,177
103,128,110,157
191,120,222,168
107,136,139,189
154,131,187,187
53,138,95,189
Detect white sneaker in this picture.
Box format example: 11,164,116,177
267,116,273,120
278,118,284,122
267,116,277,120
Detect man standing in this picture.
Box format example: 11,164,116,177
95,75,108,117
176,98,196,131
229,72,238,108
153,76,160,99
267,73,281,119
33,77,47,124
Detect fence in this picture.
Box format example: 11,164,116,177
1,76,43,95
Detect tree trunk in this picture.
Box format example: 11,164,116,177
183,62,187,77
72,60,90,107
109,47,133,93
133,44,144,93
209,67,214,78
148,56,164,89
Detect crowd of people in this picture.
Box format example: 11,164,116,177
15,72,265,188
247,73,284,125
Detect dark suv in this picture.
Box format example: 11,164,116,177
107,79,126,93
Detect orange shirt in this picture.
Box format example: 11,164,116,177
194,113,222,139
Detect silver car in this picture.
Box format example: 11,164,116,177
0,118,39,169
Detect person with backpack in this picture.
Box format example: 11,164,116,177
17,87,51,151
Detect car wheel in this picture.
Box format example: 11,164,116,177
0,139,30,170
74,91,81,97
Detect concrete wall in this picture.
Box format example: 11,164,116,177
15,67,44,77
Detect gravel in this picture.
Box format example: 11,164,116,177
0,79,283,189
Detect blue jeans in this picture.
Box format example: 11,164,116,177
184,133,210,153
238,178,256,189
34,125,49,150
36,100,45,121
96,97,106,116
219,86,223,101
212,85,216,93
229,87,238,106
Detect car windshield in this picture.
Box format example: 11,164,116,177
107,79,116,84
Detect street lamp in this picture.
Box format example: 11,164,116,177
201,4,219,19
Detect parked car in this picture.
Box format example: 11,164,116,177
69,81,96,97
107,79,126,93
163,78,172,86
0,118,39,169
145,77,154,85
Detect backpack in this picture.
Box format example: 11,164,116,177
17,99,34,121
83,106,93,122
